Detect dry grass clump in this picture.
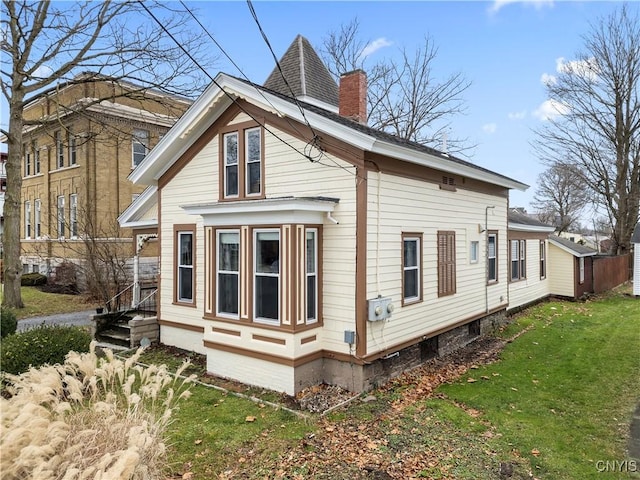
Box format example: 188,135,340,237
0,342,195,480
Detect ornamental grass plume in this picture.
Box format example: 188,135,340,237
0,341,195,480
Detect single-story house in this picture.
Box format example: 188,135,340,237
507,209,555,311
121,35,530,394
548,235,597,299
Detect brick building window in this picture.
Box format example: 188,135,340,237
132,129,149,168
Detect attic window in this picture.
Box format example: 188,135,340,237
440,176,457,191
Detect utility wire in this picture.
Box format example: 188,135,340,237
246,0,319,142
139,0,314,163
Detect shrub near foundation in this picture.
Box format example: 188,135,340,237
0,343,195,480
0,325,91,375
1,309,18,338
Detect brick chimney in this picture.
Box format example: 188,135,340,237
339,70,367,124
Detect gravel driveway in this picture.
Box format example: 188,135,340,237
17,310,95,332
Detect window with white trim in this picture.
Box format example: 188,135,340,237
403,234,422,304
34,199,41,238
34,144,40,174
579,257,585,284
254,229,280,324
24,200,31,238
487,232,498,283
177,231,194,303
57,195,65,238
217,230,240,318
68,134,77,165
223,132,239,197
24,146,31,176
540,241,546,279
70,194,78,238
306,228,318,323
56,131,64,168
132,129,149,168
510,239,526,281
470,241,479,264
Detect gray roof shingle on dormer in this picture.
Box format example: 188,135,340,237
263,34,339,108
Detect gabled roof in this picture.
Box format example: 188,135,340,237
508,209,555,233
263,35,339,111
549,235,598,257
128,73,529,193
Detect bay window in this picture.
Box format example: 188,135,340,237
306,229,318,322
254,230,280,324
217,230,240,317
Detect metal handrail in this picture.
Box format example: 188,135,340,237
105,283,134,312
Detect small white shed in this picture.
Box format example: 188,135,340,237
632,223,640,296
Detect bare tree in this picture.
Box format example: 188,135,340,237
1,0,211,308
321,18,472,153
533,5,640,254
533,164,590,234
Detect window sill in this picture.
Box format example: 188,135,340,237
22,173,44,180
172,301,197,308
401,297,423,307
49,164,80,174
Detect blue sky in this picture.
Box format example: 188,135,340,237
179,0,622,212
3,0,627,213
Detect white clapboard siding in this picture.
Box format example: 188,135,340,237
365,171,509,353
548,243,575,297
508,239,551,310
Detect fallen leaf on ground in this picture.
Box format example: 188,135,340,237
245,416,256,422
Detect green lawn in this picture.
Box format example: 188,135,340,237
439,294,640,479
2,286,92,319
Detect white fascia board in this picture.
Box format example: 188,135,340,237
128,75,232,185
548,238,597,257
181,197,337,226
508,222,556,233
120,219,157,229
372,141,529,191
297,95,339,114
118,185,157,227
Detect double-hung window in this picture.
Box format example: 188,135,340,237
57,195,65,238
24,201,31,238
132,129,149,168
254,230,280,324
34,199,41,238
579,257,585,284
24,146,31,176
487,232,498,283
68,134,77,165
402,234,422,304
70,194,78,238
56,131,64,168
510,239,526,281
245,128,261,196
437,231,456,297
540,241,546,279
34,144,40,174
306,229,318,323
221,124,263,200
223,132,239,197
177,231,194,303
217,230,240,317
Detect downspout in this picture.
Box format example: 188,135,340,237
485,205,495,313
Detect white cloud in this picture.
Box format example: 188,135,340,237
533,99,569,121
488,0,554,14
555,56,599,81
508,110,527,120
482,123,498,134
33,65,54,79
359,37,393,59
540,73,556,86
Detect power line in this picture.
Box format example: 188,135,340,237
246,0,320,141
177,0,317,154
139,0,315,163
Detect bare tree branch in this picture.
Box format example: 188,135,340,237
533,5,640,254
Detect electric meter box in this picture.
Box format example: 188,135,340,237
367,297,394,321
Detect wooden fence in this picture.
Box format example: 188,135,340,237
592,254,631,294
